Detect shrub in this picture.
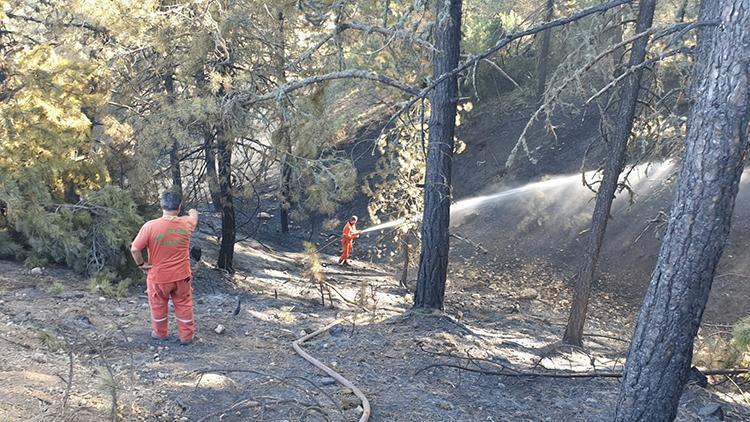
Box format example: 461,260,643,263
3,183,144,280
88,271,133,298
731,317,750,367
0,230,25,260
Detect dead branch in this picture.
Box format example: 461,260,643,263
235,69,420,108
0,334,33,349
418,363,750,379
390,0,634,156
237,0,630,121
417,363,623,378
450,233,488,254
510,19,713,169
195,396,324,422
337,21,435,51
585,47,692,105
61,341,74,418
481,58,521,90
715,273,750,280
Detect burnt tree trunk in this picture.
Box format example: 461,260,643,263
165,70,182,196
610,4,625,70
169,140,182,195
562,0,656,347
675,0,689,22
216,130,235,272
535,0,555,103
615,1,750,420
276,10,293,234
203,128,223,211
414,0,462,310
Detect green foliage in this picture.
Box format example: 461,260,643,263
364,104,426,261
0,45,109,197
47,281,65,295
733,317,750,359
4,185,143,277
0,230,25,259
37,330,64,352
23,254,50,269
89,270,132,298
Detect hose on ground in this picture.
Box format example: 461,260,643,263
292,319,371,422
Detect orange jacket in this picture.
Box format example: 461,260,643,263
342,222,359,242
132,216,197,283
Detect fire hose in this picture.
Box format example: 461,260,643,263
292,319,371,422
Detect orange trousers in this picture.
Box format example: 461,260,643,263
340,239,353,262
147,277,195,341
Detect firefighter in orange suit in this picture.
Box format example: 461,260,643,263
338,216,360,266
131,191,198,345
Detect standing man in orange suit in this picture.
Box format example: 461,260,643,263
131,191,198,345
338,215,360,266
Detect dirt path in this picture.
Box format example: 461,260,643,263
0,240,747,421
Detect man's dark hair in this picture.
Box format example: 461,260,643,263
161,191,182,211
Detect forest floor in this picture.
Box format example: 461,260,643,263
1,234,748,421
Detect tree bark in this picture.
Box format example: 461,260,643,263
535,0,555,104
615,1,750,420
165,70,182,196
203,127,222,211
216,129,235,272
609,4,625,70
276,10,292,234
675,0,689,22
562,0,656,347
414,0,462,310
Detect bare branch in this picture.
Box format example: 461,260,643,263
584,47,691,105
338,21,435,51
231,69,420,108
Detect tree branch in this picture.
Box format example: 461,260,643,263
233,69,420,108
417,363,750,379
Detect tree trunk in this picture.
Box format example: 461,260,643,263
165,70,182,196
675,0,689,22
276,10,293,234
203,127,222,211
610,4,625,70
169,140,182,196
64,181,79,203
216,130,235,272
535,0,555,104
279,136,292,233
615,2,750,420
562,0,656,347
414,0,462,310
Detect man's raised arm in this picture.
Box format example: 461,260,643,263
187,208,199,230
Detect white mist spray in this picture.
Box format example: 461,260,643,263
359,161,676,234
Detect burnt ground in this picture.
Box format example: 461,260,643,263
4,90,750,421
1,230,749,421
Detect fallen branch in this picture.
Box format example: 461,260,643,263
292,318,371,422
417,363,750,379
0,334,33,350
450,233,488,254
417,363,622,378
61,342,74,418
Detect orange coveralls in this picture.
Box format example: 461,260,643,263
132,216,197,341
340,221,359,262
